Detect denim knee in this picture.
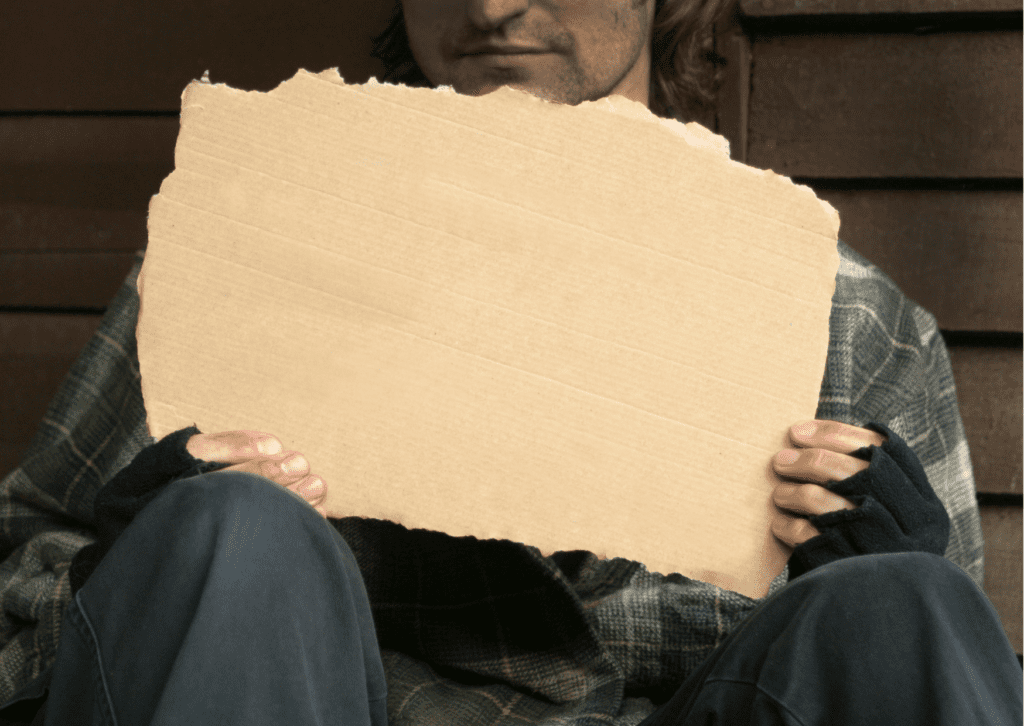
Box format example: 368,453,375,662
875,551,977,589
163,469,316,525
794,551,978,604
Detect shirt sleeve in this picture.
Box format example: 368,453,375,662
820,242,985,590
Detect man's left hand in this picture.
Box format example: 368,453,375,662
770,420,888,548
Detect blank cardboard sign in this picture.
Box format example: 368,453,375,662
138,69,840,598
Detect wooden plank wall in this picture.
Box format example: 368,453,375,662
714,0,1022,655
1,0,1020,658
0,0,393,474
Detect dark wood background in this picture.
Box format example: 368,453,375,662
1,0,1020,655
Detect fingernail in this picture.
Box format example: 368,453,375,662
792,421,817,438
302,478,323,495
258,438,282,456
776,448,800,465
281,454,307,473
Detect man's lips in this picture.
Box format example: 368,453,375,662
460,43,550,56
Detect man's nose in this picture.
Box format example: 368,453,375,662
465,0,530,31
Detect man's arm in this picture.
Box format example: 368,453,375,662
818,241,984,588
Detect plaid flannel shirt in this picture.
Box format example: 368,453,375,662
0,239,983,724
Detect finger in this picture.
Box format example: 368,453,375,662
288,475,328,519
788,419,886,454
770,510,822,548
191,431,276,461
217,452,309,486
186,430,283,463
774,447,869,484
773,482,857,517
291,474,326,504
218,459,328,518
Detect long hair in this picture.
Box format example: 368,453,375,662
369,0,734,124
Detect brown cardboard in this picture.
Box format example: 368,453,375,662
138,69,840,598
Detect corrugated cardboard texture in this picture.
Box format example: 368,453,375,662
138,69,840,598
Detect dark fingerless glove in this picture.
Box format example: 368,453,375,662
787,422,951,580
68,425,228,597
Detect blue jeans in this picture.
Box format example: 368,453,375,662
638,551,1023,726
6,470,1021,725
43,471,388,725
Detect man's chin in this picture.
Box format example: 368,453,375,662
442,63,539,97
450,80,568,105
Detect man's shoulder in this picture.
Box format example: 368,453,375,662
832,239,941,353
834,238,908,307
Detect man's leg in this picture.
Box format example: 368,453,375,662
44,470,387,726
639,552,1022,726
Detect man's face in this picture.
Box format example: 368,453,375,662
401,0,657,107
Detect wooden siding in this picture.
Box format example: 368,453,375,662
741,0,1022,14
747,32,1022,179
0,0,391,110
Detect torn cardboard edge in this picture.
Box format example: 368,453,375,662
189,67,841,237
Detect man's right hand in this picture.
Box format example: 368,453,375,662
186,430,328,518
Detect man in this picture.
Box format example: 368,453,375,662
400,0,657,107
372,0,725,124
0,0,1019,724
